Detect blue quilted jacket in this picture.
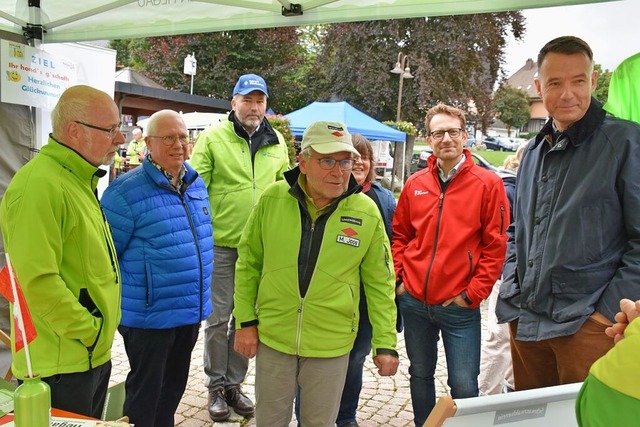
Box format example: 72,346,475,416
101,158,213,329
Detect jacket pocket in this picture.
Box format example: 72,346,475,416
185,188,211,227
79,288,102,318
78,288,103,369
549,267,613,323
145,262,154,307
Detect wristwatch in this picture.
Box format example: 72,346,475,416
460,290,473,306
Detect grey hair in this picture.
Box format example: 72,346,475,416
51,95,89,138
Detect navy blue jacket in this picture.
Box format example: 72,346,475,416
497,98,640,341
101,158,213,329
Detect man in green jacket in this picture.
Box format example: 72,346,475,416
126,128,145,169
189,73,290,422
576,298,640,425
233,121,399,427
0,85,123,418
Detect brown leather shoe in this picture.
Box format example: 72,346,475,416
208,388,231,422
225,385,254,416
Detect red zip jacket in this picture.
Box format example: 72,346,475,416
392,150,508,308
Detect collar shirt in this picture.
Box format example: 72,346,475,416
148,155,186,191
437,155,465,182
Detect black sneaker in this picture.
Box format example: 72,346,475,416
225,385,255,417
208,388,231,422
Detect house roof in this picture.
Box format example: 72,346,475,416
115,67,164,89
506,58,539,98
113,67,230,122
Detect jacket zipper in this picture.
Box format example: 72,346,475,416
296,302,304,354
423,191,445,304
465,250,473,282
181,192,205,319
86,316,104,370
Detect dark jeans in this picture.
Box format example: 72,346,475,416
41,360,111,419
398,292,481,427
336,294,372,426
119,324,200,427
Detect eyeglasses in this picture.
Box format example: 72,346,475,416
75,121,122,139
354,156,369,163
148,135,190,146
429,128,464,142
309,156,356,171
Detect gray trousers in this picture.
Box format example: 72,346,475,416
203,246,249,391
255,343,349,427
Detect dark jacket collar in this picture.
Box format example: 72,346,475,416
534,97,606,149
228,111,278,144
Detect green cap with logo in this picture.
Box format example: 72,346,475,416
301,121,359,156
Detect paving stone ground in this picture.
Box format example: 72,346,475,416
109,301,489,426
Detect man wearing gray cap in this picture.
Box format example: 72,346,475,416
190,73,290,421
233,121,399,427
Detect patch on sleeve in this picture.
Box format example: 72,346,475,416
340,216,362,226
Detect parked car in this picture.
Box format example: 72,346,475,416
465,134,476,147
482,136,518,152
410,149,498,175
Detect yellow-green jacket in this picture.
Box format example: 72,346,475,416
126,138,145,166
576,317,640,425
0,136,121,379
189,113,289,248
233,168,397,358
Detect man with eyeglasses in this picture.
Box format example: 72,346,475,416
0,85,123,418
233,121,399,426
101,109,213,427
189,73,290,421
392,103,509,426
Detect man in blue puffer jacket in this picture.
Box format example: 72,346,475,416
101,110,214,427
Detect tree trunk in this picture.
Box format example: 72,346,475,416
403,135,416,182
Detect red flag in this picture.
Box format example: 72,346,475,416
0,263,37,352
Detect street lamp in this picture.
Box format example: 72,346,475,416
390,52,413,190
183,52,197,95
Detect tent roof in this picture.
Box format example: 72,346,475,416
0,0,617,44
285,101,406,142
136,112,227,130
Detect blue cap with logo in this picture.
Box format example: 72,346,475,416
233,74,269,98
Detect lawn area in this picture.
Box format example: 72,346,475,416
474,149,512,167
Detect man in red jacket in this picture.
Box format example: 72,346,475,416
392,103,509,427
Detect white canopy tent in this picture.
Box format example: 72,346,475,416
0,0,620,44
136,112,227,131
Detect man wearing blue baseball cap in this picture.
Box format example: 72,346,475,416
190,74,290,422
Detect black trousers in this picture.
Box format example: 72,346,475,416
119,324,200,427
41,360,111,419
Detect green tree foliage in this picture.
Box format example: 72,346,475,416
593,64,612,104
493,85,531,136
110,27,303,114
266,115,297,166
110,13,525,126
310,13,524,132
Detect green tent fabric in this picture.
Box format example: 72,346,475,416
604,52,640,124
0,0,621,44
